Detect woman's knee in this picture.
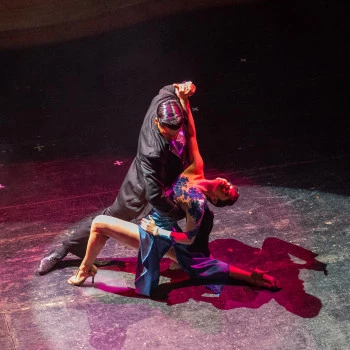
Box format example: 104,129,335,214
91,215,108,232
93,215,106,224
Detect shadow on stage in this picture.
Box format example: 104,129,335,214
61,237,327,319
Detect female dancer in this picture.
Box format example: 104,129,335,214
68,83,280,295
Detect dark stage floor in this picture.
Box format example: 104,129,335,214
1,1,349,349
1,148,350,350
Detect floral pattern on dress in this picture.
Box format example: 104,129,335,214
173,176,206,235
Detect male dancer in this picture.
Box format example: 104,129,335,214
37,81,207,275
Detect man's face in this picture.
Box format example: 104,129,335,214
155,118,183,141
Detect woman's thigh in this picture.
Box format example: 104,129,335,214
94,215,140,251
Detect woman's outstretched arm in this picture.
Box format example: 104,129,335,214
140,217,194,245
174,82,204,176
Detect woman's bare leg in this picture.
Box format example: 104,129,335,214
68,215,140,285
68,214,179,285
80,215,140,268
229,265,281,289
85,215,177,260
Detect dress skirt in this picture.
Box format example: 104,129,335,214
134,211,229,296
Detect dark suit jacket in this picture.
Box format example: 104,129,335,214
113,85,188,222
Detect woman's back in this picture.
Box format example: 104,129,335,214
172,175,207,239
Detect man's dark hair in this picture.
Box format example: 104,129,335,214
157,99,184,130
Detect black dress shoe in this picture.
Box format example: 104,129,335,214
37,247,68,275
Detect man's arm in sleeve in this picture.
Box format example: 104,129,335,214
140,154,185,221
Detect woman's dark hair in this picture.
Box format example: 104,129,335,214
157,99,184,130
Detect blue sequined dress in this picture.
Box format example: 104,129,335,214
135,175,229,296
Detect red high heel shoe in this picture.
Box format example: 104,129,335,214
67,265,98,286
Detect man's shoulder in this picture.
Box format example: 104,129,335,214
138,132,169,159
158,84,175,95
151,85,177,106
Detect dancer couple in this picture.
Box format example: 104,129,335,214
38,81,280,295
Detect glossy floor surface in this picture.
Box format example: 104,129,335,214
1,1,349,349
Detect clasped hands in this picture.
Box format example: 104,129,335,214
173,81,196,100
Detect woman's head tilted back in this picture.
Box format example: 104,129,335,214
207,178,240,207
157,99,184,130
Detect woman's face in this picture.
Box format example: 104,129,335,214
212,178,239,203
